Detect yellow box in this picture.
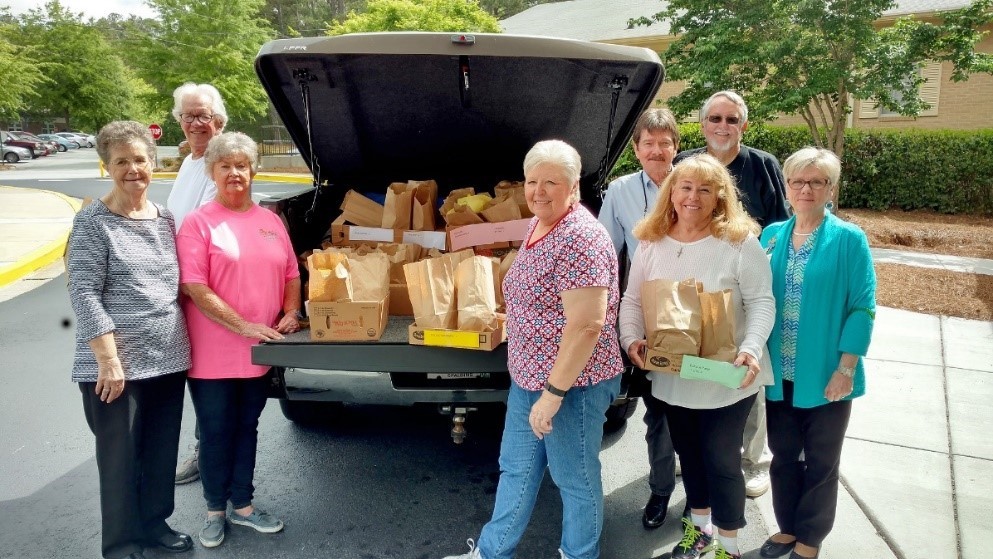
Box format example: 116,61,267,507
407,324,505,351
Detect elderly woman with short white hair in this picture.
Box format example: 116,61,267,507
176,131,301,549
758,147,876,559
443,140,624,559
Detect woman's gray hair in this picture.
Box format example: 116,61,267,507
95,120,156,166
783,146,842,187
204,132,258,175
523,140,582,204
171,82,229,128
701,90,749,124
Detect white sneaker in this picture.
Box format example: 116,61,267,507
744,468,770,497
674,458,682,477
443,538,482,559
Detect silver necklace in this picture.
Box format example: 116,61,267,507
793,231,813,236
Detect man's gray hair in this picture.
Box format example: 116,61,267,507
782,147,842,187
523,140,583,204
171,83,229,129
701,90,749,124
95,120,156,166
204,132,258,175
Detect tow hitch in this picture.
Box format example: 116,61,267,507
440,405,477,444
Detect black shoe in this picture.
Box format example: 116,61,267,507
760,537,796,558
788,551,818,559
144,529,193,553
641,493,670,529
124,553,146,559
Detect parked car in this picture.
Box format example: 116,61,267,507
71,131,96,147
1,131,45,158
2,143,32,163
39,133,76,151
57,132,93,148
12,132,57,156
53,133,81,148
251,33,664,440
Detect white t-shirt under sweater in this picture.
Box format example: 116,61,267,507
166,155,216,230
619,234,775,409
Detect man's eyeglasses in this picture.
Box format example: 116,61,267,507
706,115,741,125
180,113,215,125
787,178,831,190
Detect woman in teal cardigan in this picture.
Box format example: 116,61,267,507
757,147,876,559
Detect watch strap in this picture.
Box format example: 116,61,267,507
544,380,568,397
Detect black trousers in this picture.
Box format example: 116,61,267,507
80,371,186,559
642,392,677,497
662,394,756,530
766,381,852,547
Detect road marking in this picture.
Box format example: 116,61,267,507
38,179,70,182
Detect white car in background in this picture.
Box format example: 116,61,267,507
56,132,94,148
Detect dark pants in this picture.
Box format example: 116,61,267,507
188,375,270,512
642,392,677,497
766,381,852,547
663,394,756,531
80,371,186,559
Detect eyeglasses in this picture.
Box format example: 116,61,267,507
787,178,831,190
706,115,741,125
180,113,215,125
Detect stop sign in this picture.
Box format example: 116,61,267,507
148,123,163,141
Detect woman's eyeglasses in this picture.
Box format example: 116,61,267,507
787,178,831,190
180,113,215,125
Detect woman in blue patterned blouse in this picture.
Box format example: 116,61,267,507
757,147,876,559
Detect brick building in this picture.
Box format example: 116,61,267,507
501,0,993,130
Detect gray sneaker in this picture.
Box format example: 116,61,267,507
175,445,200,485
199,515,226,548
229,508,284,534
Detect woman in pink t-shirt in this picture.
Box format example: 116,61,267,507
176,132,300,549
443,140,623,559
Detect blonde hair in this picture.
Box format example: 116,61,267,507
783,146,841,187
633,153,759,244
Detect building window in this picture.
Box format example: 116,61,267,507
859,60,942,118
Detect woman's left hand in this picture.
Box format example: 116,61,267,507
276,313,300,334
529,392,562,439
735,352,760,389
824,372,854,402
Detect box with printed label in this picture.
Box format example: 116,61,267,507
309,298,389,341
407,324,506,351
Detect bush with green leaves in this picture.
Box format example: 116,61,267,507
609,124,993,215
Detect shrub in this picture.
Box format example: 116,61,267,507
609,125,993,215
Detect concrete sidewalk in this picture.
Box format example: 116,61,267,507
1,182,991,558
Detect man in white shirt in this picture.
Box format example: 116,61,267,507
168,83,227,484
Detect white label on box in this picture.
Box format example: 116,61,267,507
402,230,448,250
348,226,395,243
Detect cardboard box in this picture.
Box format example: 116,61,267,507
448,219,532,252
407,324,505,351
389,284,413,316
643,348,684,374
309,298,389,341
329,217,447,250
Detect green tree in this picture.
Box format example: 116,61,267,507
0,21,48,119
328,0,501,34
634,0,993,159
136,0,276,122
263,0,366,36
9,1,138,130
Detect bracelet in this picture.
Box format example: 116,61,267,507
836,365,855,378
544,380,568,397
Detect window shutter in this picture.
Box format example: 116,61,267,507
686,109,700,123
859,98,879,119
919,61,942,117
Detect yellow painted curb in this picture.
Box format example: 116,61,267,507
150,172,312,184
0,189,83,288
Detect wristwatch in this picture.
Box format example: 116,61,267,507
836,365,855,378
544,380,568,397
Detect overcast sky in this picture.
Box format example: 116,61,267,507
4,0,157,20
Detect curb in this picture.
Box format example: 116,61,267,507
0,189,82,288
150,171,313,184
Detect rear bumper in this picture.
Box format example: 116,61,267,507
282,367,510,406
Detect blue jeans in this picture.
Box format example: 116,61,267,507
188,375,269,512
477,375,621,559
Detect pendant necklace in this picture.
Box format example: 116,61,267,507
677,245,684,258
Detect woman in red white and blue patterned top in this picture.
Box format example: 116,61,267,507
442,140,623,559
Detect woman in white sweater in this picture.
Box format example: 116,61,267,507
619,153,775,559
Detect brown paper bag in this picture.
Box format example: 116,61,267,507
699,289,737,362
346,253,390,301
641,278,702,355
456,256,501,332
439,187,476,222
495,180,531,218
497,249,517,309
404,257,458,329
382,182,414,229
340,190,384,227
410,179,438,231
481,193,523,223
445,204,486,226
307,251,351,302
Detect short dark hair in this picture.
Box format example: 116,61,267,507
632,108,680,147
